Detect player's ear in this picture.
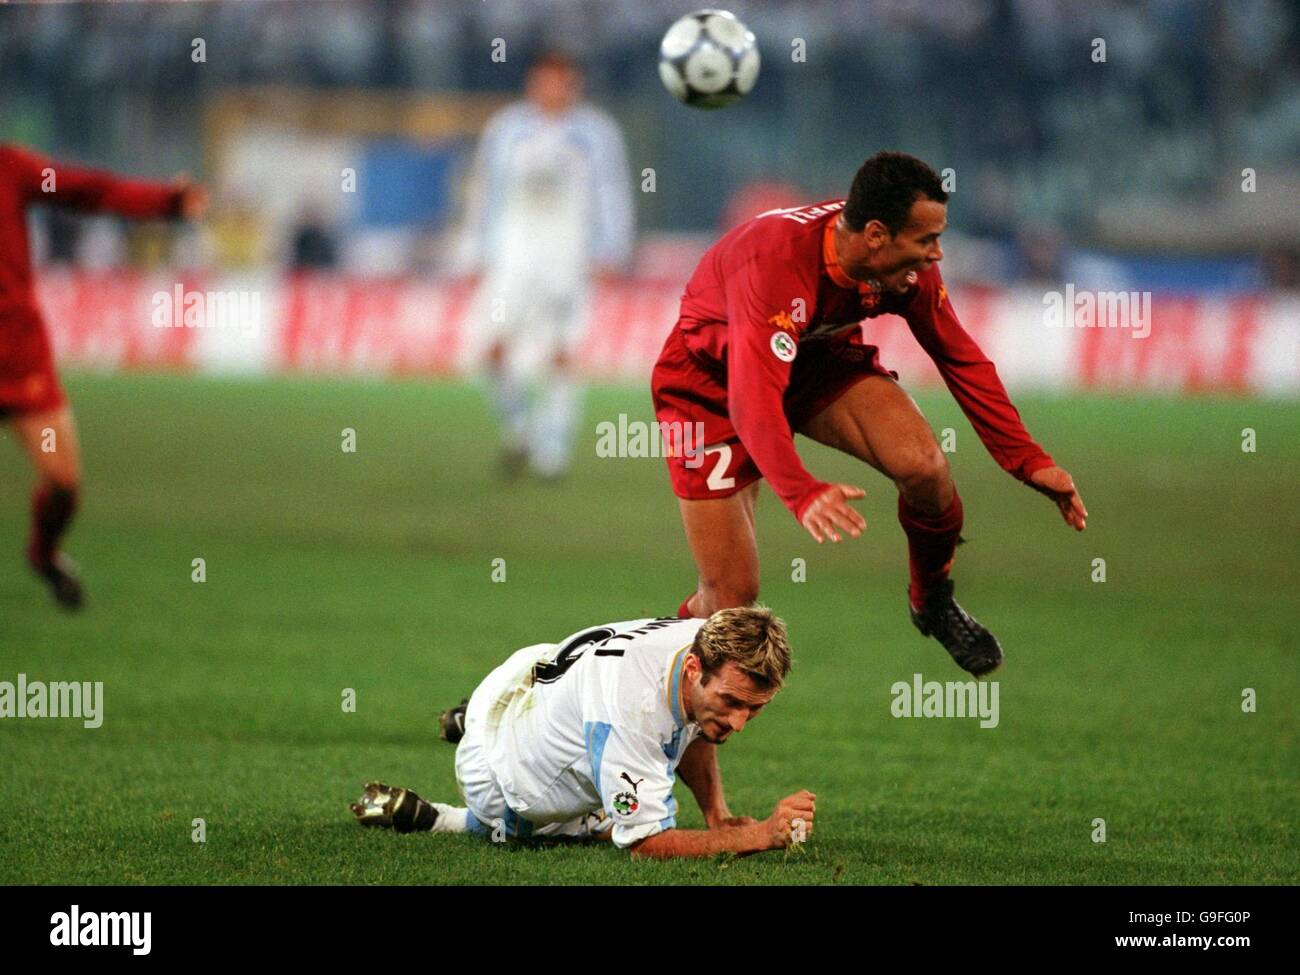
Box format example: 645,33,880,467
863,218,891,248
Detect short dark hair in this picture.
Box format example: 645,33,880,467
844,151,948,234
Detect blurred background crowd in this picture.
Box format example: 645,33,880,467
1,0,1296,289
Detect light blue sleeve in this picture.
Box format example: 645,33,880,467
585,720,678,849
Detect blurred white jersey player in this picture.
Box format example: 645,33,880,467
459,50,634,478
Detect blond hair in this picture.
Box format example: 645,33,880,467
691,605,792,690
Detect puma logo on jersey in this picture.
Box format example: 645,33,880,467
620,772,644,793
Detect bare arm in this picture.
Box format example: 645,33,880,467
675,737,727,827
628,790,815,860
675,737,758,828
630,822,770,860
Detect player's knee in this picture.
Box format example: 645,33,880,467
894,444,950,507
698,576,760,614
39,461,80,493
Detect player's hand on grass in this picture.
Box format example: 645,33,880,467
800,484,866,543
766,790,816,849
1028,465,1088,531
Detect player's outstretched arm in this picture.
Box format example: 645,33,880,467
903,268,1081,516
629,790,815,860
1027,465,1088,531
11,145,205,221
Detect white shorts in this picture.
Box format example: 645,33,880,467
458,274,591,380
453,645,609,841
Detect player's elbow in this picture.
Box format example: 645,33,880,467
628,832,671,861
630,828,697,861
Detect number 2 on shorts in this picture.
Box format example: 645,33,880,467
703,444,736,491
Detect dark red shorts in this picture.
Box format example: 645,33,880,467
650,327,897,500
0,313,66,419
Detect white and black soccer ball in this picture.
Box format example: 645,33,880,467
658,9,760,110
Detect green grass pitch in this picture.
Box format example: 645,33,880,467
0,372,1296,884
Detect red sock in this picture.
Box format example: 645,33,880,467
28,484,78,567
677,595,696,618
898,491,963,611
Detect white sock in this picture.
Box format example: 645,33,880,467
529,377,581,476
430,803,469,834
488,370,529,450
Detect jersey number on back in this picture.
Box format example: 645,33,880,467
532,626,622,684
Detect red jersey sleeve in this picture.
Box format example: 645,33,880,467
902,267,1054,482
726,255,830,521
8,145,182,220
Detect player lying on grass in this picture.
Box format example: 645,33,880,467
351,607,816,858
0,144,206,608
653,150,1087,676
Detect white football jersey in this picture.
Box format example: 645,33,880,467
458,101,634,290
465,617,704,848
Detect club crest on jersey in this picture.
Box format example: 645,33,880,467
770,331,797,362
612,771,643,818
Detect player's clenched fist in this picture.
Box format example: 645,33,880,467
766,789,816,848
800,484,866,543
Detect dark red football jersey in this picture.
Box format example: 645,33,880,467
0,144,181,413
667,198,1054,517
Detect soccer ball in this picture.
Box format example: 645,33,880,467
658,9,760,110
